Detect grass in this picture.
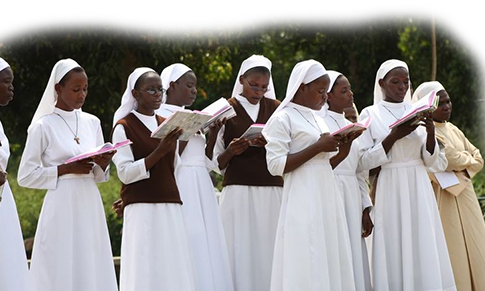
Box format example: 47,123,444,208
7,152,485,259
9,155,124,257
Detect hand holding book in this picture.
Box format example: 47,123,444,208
151,110,212,141
331,116,371,137
199,97,237,134
389,90,438,129
64,139,133,164
240,124,266,147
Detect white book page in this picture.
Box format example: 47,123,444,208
434,171,460,189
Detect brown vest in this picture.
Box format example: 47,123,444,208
222,97,284,187
114,113,181,207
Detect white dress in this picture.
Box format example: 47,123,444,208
263,102,355,291
112,110,195,291
358,100,456,291
17,108,118,291
213,96,283,291
0,120,30,291
157,104,234,291
322,110,373,291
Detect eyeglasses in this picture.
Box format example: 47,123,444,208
244,79,271,93
140,87,166,95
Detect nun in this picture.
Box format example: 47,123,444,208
262,59,355,291
156,63,234,291
212,54,283,291
17,58,118,291
413,81,485,291
0,57,30,291
317,70,373,291
111,67,195,291
357,59,456,291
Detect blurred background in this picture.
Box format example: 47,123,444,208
1,18,483,259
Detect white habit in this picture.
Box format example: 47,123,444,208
17,108,118,291
213,95,283,291
322,110,373,291
157,104,234,291
358,101,456,291
0,119,30,291
264,102,355,291
112,110,195,291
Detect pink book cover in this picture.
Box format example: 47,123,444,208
64,139,132,164
388,90,437,129
331,116,371,136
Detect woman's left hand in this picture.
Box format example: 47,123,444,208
250,134,267,147
92,150,116,170
362,207,374,238
420,111,435,134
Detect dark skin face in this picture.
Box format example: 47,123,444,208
165,71,197,107
343,106,358,123
133,72,163,115
432,90,452,122
0,67,14,106
327,75,354,114
239,72,270,105
0,67,13,186
293,74,330,110
379,67,410,103
55,69,115,176
55,70,88,111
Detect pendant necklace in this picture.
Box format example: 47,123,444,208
328,114,342,129
55,111,80,144
293,108,322,134
382,104,407,121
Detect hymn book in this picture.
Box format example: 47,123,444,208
432,171,471,197
64,139,133,164
389,90,439,129
240,123,265,146
150,110,213,141
199,97,237,134
331,116,372,136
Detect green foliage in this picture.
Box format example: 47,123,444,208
2,20,484,256
9,155,124,256
398,19,482,140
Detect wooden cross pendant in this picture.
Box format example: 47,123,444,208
74,137,81,144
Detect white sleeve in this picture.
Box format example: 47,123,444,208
421,135,445,170
212,125,226,174
17,123,59,190
111,124,150,184
92,121,110,183
425,137,448,173
358,108,391,171
357,169,373,211
262,114,291,177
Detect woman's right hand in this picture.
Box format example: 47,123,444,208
227,137,251,156
58,158,94,176
316,133,341,152
156,127,183,153
0,170,7,186
390,117,420,140
383,117,420,154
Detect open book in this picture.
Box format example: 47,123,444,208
389,90,439,129
432,171,471,197
65,139,133,164
240,123,265,140
199,97,237,134
151,109,213,141
331,116,372,136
